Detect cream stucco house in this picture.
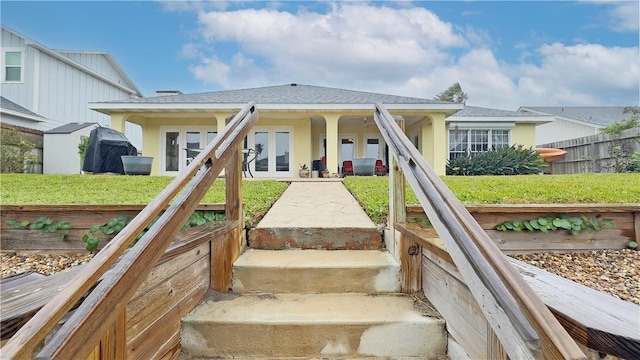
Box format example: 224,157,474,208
90,84,550,177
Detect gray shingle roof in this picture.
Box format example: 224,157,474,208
519,106,634,127
449,106,542,118
101,83,453,105
45,122,97,134
1,96,44,118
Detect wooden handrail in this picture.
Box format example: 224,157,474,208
2,102,258,359
373,102,586,360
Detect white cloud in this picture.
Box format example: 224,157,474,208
605,1,640,32
179,2,638,109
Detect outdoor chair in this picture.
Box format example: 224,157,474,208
342,160,354,176
374,159,387,176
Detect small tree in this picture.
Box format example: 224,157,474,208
0,127,36,173
596,107,640,173
78,135,89,166
434,82,468,104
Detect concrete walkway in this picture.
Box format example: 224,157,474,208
256,181,375,229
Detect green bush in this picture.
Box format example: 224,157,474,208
625,151,640,172
1,128,36,173
446,145,547,176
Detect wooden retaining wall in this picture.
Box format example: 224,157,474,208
0,204,225,254
407,204,639,253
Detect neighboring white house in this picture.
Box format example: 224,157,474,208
446,106,552,160
517,106,634,145
0,25,143,173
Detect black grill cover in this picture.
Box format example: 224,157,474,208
82,127,137,174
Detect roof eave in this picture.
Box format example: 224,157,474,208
448,115,553,125
89,102,464,114
0,108,48,122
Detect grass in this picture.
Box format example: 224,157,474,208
0,174,288,226
2,173,638,226
343,174,640,224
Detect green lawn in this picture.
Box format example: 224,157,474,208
343,174,640,224
0,174,288,226
2,173,638,226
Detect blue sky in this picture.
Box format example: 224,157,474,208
1,1,638,110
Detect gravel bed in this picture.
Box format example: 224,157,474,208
1,250,638,306
1,253,94,279
510,249,639,305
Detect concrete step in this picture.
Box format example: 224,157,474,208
247,227,383,250
232,249,401,294
180,292,446,359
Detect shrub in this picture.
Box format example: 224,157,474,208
1,127,36,173
446,145,547,176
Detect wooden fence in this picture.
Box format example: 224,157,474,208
538,128,639,174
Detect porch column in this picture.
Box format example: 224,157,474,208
325,114,340,174
110,114,126,133
422,113,447,175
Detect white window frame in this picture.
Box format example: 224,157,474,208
447,122,513,160
2,48,24,83
364,133,384,162
160,126,217,176
339,133,358,164
247,126,293,178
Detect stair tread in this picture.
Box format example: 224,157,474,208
184,293,442,324
234,249,399,268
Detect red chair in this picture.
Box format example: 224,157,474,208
375,159,387,176
321,156,327,170
342,160,353,176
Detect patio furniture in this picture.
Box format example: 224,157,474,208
342,160,354,176
352,158,376,176
374,159,387,176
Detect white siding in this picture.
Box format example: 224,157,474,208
535,119,599,145
43,124,98,174
59,52,132,89
1,27,143,167
1,28,33,110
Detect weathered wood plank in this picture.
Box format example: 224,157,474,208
405,221,638,358
510,258,640,359
1,265,87,338
422,253,487,359
127,256,209,343
33,103,257,358
98,308,126,360
0,222,231,343
126,289,199,359
447,335,473,360
129,241,209,305
0,204,224,231
486,228,631,254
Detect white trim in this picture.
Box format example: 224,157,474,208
319,134,326,158
33,48,40,112
2,47,24,83
339,133,358,164
448,122,515,130
248,126,293,178
159,126,217,176
364,133,384,161
89,102,464,112
0,108,47,122
29,43,139,96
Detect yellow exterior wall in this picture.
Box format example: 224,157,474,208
112,109,465,177
511,123,537,148
255,117,312,177
126,114,223,175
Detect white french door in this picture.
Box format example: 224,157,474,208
247,126,293,178
161,126,217,176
